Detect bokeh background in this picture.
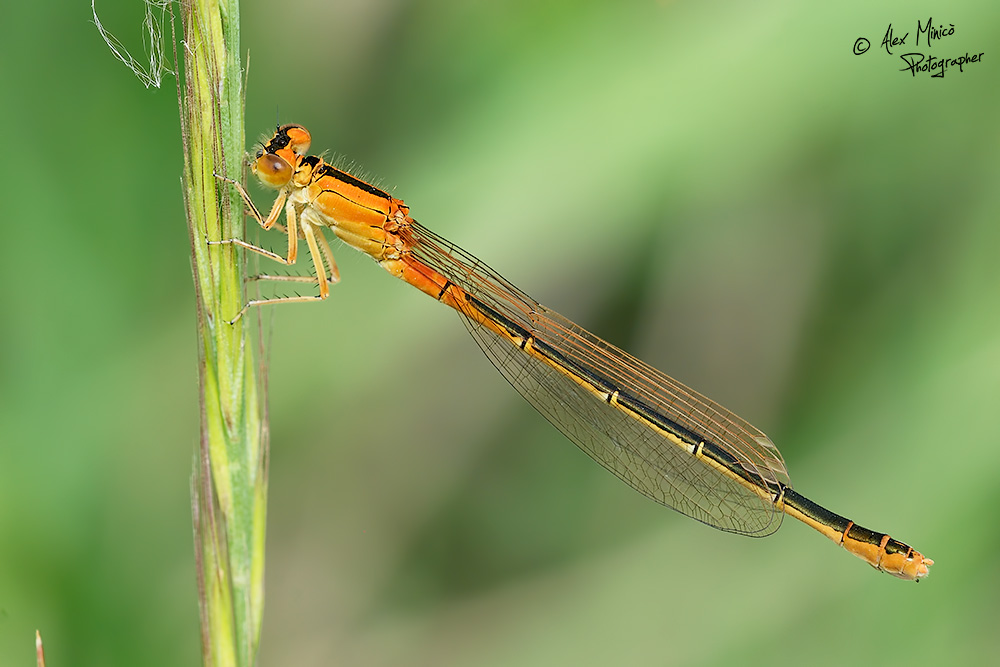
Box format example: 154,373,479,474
1,0,998,665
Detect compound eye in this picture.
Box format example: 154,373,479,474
254,153,292,188
282,124,312,155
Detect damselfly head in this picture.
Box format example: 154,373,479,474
251,125,314,188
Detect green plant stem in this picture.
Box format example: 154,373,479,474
177,0,267,665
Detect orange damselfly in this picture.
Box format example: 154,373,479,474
212,124,933,580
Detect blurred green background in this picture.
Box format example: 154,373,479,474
1,0,998,665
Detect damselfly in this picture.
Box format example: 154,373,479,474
212,125,933,580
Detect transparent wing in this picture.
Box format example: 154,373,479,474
405,221,790,536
